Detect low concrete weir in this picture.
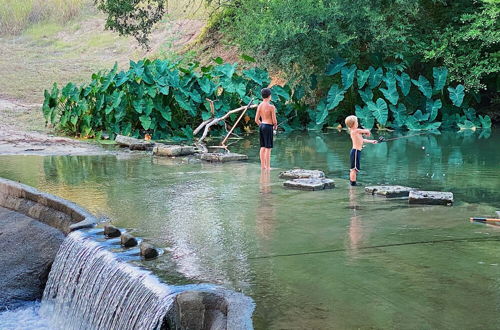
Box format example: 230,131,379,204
0,177,97,234
0,177,255,328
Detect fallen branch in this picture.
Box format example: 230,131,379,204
197,103,257,144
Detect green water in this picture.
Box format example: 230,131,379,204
1,130,499,329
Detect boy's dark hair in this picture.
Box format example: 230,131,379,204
261,88,272,99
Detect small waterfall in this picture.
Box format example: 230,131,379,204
41,231,180,330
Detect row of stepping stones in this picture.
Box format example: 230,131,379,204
365,185,453,206
104,224,159,259
115,135,248,162
278,169,453,206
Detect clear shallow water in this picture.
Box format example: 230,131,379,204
0,129,499,329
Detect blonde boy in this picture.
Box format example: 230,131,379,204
345,115,377,186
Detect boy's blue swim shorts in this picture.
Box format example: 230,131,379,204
350,149,361,172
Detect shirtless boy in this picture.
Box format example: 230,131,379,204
255,88,277,170
345,115,378,186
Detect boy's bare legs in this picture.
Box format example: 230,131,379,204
260,147,266,169
350,169,357,183
266,148,272,169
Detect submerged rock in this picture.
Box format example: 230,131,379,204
279,169,325,180
115,135,154,150
284,178,335,191
408,191,454,206
104,224,121,238
140,242,159,259
153,144,195,157
199,152,248,162
120,233,138,248
365,185,417,198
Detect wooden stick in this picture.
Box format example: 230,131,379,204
221,98,254,146
470,217,500,223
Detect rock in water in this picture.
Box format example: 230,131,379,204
115,135,154,150
408,191,454,206
140,243,159,259
104,224,121,238
496,211,500,218
365,185,417,198
199,153,248,162
120,233,138,247
279,169,325,180
284,178,335,191
153,144,195,157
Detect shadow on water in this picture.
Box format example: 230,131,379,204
0,129,499,329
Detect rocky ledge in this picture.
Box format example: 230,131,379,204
409,190,454,206
284,178,335,191
365,185,417,198
199,153,248,162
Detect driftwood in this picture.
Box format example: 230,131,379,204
195,102,257,144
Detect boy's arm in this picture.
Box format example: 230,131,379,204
255,104,261,125
363,138,378,144
272,106,278,129
359,129,371,136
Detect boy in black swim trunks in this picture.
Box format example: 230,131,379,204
345,115,378,186
255,88,277,170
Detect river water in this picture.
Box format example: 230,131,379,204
0,129,499,329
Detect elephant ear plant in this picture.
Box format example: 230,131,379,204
313,57,490,131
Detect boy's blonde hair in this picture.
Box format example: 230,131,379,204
345,115,358,128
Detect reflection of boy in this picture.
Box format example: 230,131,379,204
344,115,377,186
255,88,277,170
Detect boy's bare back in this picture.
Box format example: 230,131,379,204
256,102,276,125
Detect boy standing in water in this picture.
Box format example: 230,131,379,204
255,88,277,170
345,115,378,186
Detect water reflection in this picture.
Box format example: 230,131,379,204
256,170,275,240
347,186,364,258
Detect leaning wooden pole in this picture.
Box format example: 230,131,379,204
221,98,254,146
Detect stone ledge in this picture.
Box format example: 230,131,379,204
409,190,454,206
199,153,248,162
0,177,97,234
115,135,154,150
153,144,196,157
365,185,417,198
284,178,335,191
279,169,325,180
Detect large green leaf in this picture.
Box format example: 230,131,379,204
358,88,373,104
425,99,442,122
325,57,346,76
368,67,383,88
142,65,155,84
341,64,357,89
396,73,411,96
389,104,408,128
457,120,476,130
367,98,388,125
132,99,144,113
198,77,213,95
406,116,441,130
432,67,448,91
130,60,144,77
271,85,290,101
463,107,476,121
214,63,236,78
380,76,399,105
326,84,346,110
447,84,465,107
411,75,432,98
413,109,430,122
355,105,375,130
356,69,370,89
174,93,196,116
144,99,154,116
315,99,329,125
115,71,129,87
160,106,172,121
139,115,152,130
243,67,269,86
478,115,492,128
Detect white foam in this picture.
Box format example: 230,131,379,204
0,302,52,330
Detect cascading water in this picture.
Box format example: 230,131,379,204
40,231,181,330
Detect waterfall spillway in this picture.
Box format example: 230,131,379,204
41,231,178,330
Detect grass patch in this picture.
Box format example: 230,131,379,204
86,33,117,48
24,22,62,40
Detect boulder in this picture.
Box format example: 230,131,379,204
153,144,195,157
365,185,417,198
200,153,248,162
120,233,138,248
496,211,500,218
115,135,154,150
279,169,325,180
0,207,65,310
140,242,159,259
284,178,335,191
104,224,121,238
408,190,454,206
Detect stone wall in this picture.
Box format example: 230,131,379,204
0,178,97,235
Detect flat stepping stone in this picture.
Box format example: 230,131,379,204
200,152,248,162
279,169,325,180
408,190,453,206
153,144,195,157
284,178,334,191
365,185,417,198
115,135,154,150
